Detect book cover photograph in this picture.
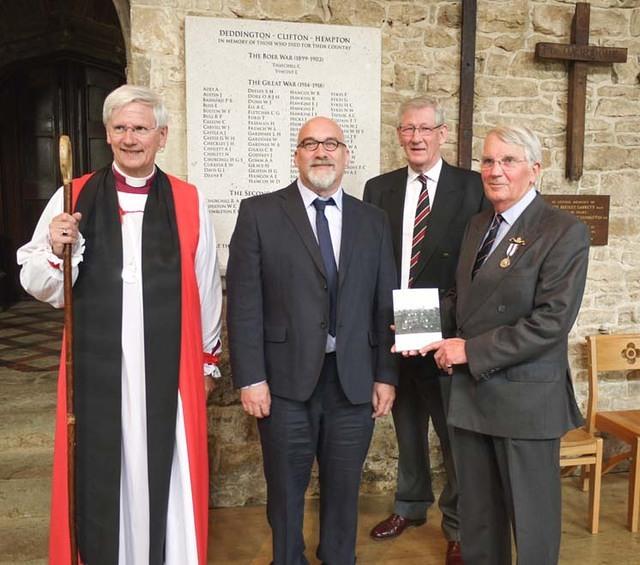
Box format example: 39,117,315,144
393,288,442,352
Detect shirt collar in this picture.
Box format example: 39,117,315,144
408,157,443,184
112,161,156,188
297,179,343,211
499,187,538,226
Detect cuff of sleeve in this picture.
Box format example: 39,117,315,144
205,364,222,379
241,380,267,390
47,254,63,272
46,234,86,271
203,352,220,365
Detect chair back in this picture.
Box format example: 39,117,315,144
586,333,640,432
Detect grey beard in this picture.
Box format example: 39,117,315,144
307,167,337,190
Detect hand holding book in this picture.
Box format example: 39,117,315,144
392,288,442,352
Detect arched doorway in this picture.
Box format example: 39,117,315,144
0,1,127,307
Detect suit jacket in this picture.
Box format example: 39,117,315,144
226,181,398,405
363,161,485,377
447,193,589,440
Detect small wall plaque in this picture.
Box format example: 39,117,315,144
543,194,609,246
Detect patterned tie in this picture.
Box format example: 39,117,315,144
408,174,431,287
313,198,338,336
472,214,504,279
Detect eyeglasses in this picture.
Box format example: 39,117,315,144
398,124,443,137
297,138,347,152
480,156,528,170
110,125,158,138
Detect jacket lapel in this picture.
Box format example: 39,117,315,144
281,182,326,278
456,209,491,317
459,194,547,325
338,193,358,288
384,168,408,273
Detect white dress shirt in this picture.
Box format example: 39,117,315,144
400,158,443,288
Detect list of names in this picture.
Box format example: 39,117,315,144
186,17,381,268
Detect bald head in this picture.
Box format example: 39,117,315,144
297,116,345,145
294,116,350,197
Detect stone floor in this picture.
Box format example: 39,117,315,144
209,477,640,564
1,301,639,564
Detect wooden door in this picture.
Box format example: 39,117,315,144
0,58,124,307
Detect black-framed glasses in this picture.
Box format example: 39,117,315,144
297,138,347,152
398,124,443,137
480,156,528,170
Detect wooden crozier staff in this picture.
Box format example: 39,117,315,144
59,135,78,565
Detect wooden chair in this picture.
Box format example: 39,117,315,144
589,333,640,532
559,335,604,534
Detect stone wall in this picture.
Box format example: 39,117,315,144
127,0,640,506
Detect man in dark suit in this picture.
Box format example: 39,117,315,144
419,126,589,564
226,116,398,565
364,97,484,563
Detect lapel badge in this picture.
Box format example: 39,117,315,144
500,236,526,269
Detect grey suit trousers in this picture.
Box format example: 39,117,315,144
453,427,561,565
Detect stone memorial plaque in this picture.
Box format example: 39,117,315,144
185,17,381,268
542,194,610,245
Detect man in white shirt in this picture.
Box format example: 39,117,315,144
364,97,485,564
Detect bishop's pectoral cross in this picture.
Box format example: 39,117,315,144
536,2,627,180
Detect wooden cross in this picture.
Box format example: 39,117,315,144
536,3,627,180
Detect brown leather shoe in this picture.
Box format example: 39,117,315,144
369,513,426,540
446,541,464,565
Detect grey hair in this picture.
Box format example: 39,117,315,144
485,126,542,165
397,97,445,127
102,84,169,128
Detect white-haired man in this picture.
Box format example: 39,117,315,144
17,84,222,565
416,126,588,564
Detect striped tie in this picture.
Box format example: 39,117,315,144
408,174,431,287
472,214,504,279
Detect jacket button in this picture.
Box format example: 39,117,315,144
323,284,328,290
320,321,327,329
497,305,506,313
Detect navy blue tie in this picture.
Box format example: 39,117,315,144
313,198,338,336
472,214,504,279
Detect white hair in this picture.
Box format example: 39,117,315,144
102,84,168,128
486,126,542,164
397,97,445,126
